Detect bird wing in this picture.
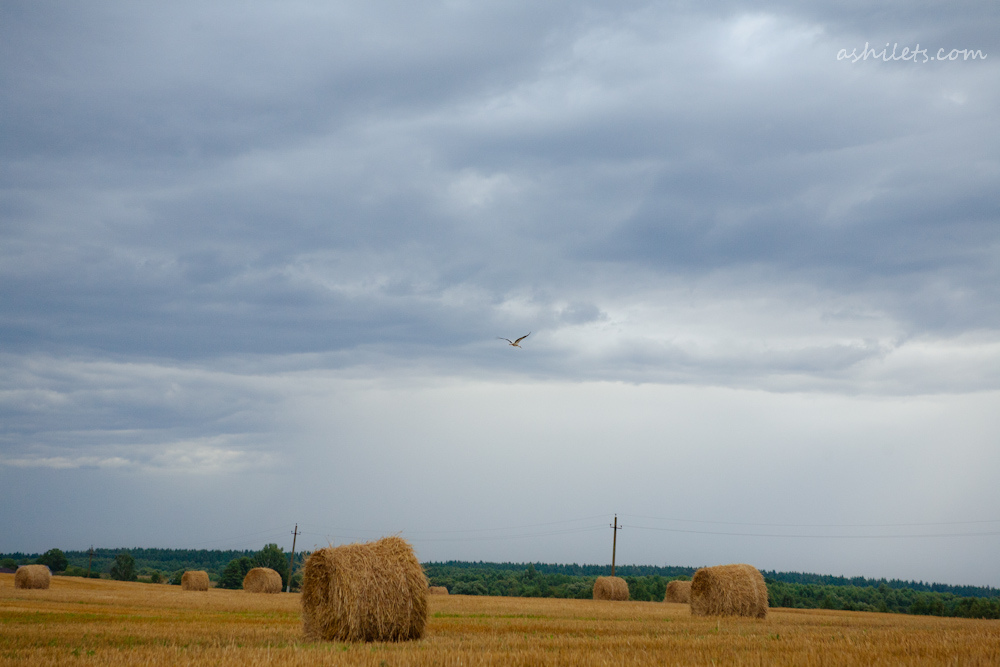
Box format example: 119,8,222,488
514,333,531,344
498,337,514,344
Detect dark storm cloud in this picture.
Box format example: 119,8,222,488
0,2,585,161
1,0,998,421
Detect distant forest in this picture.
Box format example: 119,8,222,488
3,550,998,619
2,548,261,577
423,561,1000,619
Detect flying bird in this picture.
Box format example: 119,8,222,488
498,333,530,348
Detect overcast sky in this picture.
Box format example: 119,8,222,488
2,1,999,587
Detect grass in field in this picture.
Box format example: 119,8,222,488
2,573,999,665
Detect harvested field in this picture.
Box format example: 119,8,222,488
2,573,999,665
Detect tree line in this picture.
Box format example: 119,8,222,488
4,550,998,619
766,579,1000,618
422,562,1000,619
1,547,258,577
425,561,1000,599
1,546,307,589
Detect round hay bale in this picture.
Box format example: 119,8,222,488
301,536,428,643
664,579,692,603
243,567,282,593
592,576,629,601
181,570,210,591
14,564,51,590
690,563,768,618
427,586,449,595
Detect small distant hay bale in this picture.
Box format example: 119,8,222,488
664,579,692,603
301,536,428,643
243,567,282,593
428,586,449,595
181,570,210,591
592,576,629,601
15,565,51,590
690,564,768,618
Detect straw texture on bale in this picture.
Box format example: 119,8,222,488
428,586,449,595
301,536,428,643
14,565,51,590
243,567,282,593
664,579,692,603
181,570,210,591
690,563,768,618
592,576,629,601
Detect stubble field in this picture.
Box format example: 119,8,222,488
1,574,998,666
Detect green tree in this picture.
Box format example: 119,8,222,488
218,556,254,590
253,544,289,589
1,558,18,571
37,548,68,572
110,552,137,581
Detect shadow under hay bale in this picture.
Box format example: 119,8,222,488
690,563,768,618
428,586,449,595
593,576,629,601
664,579,692,603
15,565,51,590
243,567,282,593
301,536,428,643
181,570,210,591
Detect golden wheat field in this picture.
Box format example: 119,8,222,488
2,574,999,666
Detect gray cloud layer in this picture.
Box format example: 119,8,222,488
2,2,998,584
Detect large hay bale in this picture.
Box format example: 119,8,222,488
592,576,629,601
690,563,768,618
664,579,692,603
243,567,282,593
14,565,51,589
301,536,428,643
427,586,449,595
181,570,210,591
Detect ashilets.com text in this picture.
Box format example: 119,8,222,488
837,42,987,63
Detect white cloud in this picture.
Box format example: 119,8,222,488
0,455,131,470
143,438,276,474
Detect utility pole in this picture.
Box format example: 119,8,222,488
610,515,622,577
87,546,94,579
286,524,299,593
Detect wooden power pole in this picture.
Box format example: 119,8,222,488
610,515,622,577
87,546,94,578
286,524,300,593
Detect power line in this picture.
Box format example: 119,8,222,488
410,526,607,543
265,512,1000,548
411,514,612,535
293,526,607,545
297,514,610,538
610,515,622,577
173,526,291,549
286,524,299,593
623,524,1000,539
621,513,1000,529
